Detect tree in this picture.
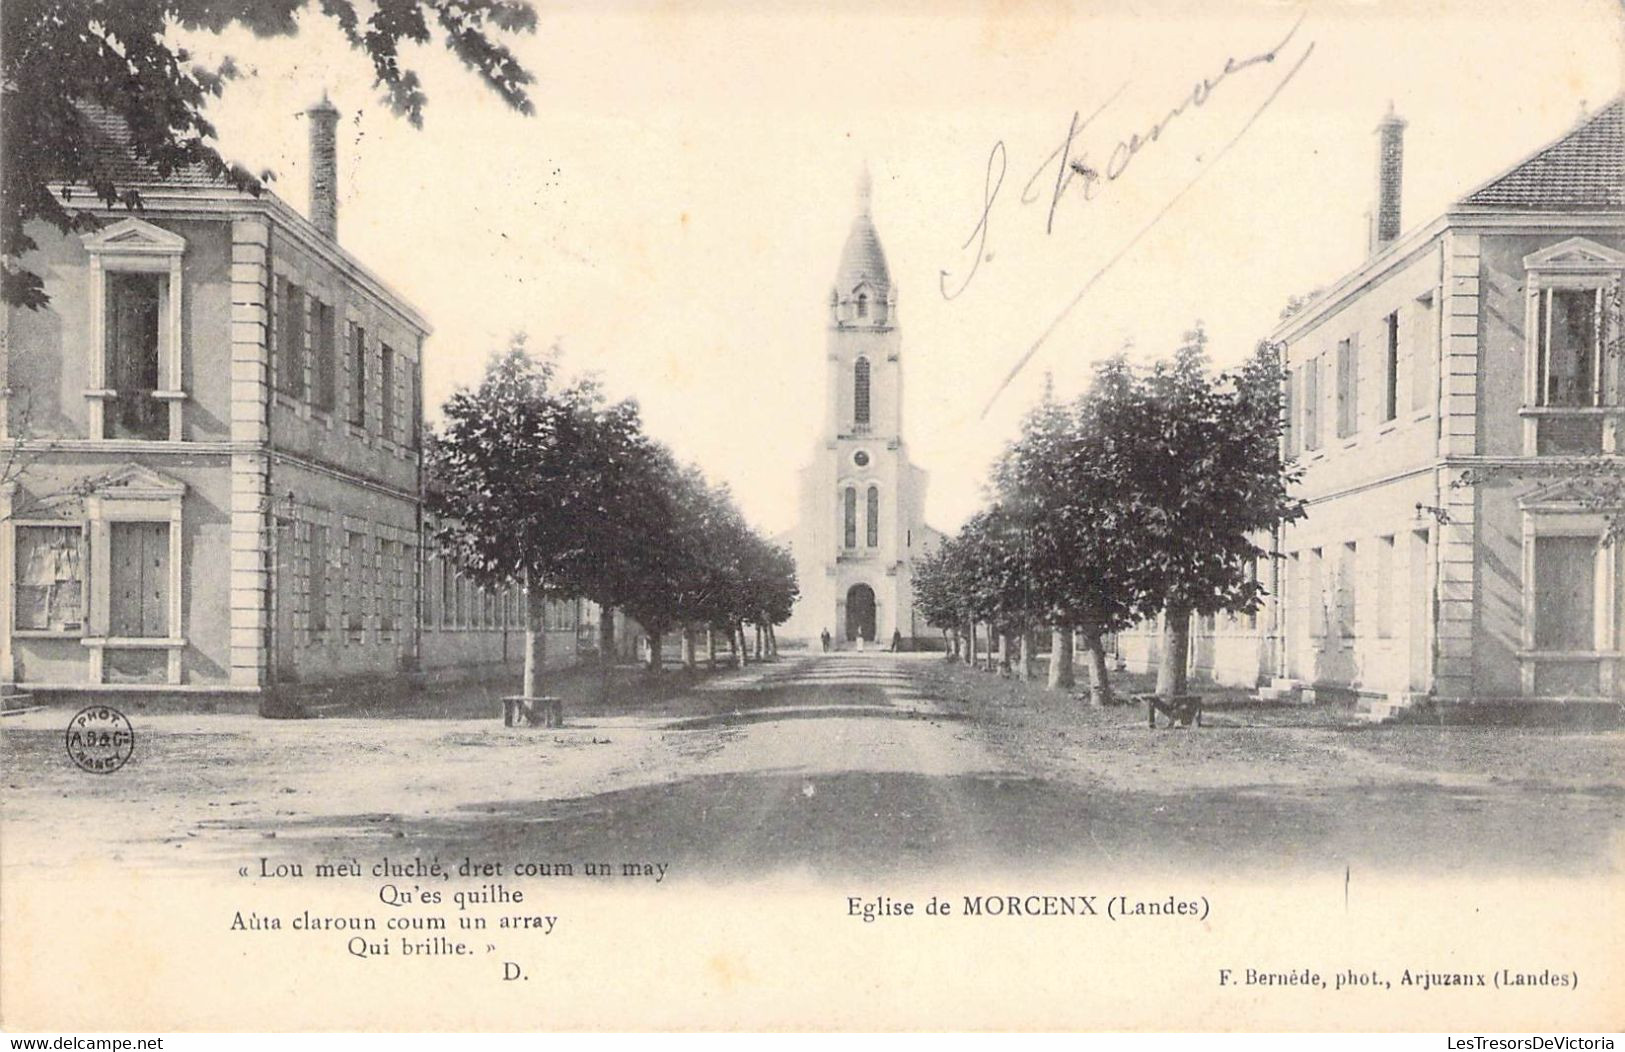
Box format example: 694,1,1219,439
911,542,961,658
1099,328,1304,696
3,0,537,307
600,448,793,674
427,338,633,698
957,506,1041,676
990,371,1146,702
913,526,983,665
614,456,712,673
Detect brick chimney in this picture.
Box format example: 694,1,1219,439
307,92,340,240
1371,102,1406,253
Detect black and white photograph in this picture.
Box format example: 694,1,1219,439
0,0,1621,1037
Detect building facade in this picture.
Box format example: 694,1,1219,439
781,172,943,647
1119,97,1625,713
0,101,581,705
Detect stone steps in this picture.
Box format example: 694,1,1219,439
1251,677,1304,703
0,683,37,715
1357,692,1428,724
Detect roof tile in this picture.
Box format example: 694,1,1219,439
1456,96,1623,211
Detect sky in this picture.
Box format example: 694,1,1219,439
186,0,1624,537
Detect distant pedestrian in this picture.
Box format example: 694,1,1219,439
890,628,903,653
820,628,831,653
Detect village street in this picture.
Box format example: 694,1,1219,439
3,653,1622,881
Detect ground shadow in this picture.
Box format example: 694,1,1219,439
207,767,1624,880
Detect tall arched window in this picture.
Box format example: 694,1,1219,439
854,358,871,428
843,486,857,549
856,292,868,319
866,486,879,547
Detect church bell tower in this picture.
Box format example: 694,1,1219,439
782,168,939,648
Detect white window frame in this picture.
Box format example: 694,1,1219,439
1521,237,1625,455
1519,491,1619,698
0,482,87,680
0,482,92,661
0,466,186,685
82,465,187,685
83,219,188,442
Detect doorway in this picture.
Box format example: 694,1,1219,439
845,584,876,643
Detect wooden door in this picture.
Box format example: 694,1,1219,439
110,522,169,638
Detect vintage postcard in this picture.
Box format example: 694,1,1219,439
1,0,1622,1035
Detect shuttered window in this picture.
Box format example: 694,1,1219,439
15,526,84,632
312,300,336,411
109,522,168,638
1335,334,1359,438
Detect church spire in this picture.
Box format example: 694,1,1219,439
832,164,892,316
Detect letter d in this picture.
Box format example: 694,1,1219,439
503,962,524,981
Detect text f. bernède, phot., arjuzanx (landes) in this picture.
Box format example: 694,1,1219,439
846,893,1207,923
1220,966,1583,993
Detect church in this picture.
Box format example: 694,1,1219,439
780,172,944,649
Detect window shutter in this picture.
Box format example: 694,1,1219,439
1348,332,1360,433
1304,358,1320,449
1335,337,1353,437
1283,369,1296,456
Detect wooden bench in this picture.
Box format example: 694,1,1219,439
1135,693,1204,729
502,696,564,728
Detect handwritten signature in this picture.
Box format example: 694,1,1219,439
943,11,1310,305
947,12,1317,416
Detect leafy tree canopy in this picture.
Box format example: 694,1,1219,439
2,0,536,307
428,336,796,649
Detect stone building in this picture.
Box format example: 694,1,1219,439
1119,97,1625,716
0,100,580,706
781,171,944,648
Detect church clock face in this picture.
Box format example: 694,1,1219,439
852,450,870,468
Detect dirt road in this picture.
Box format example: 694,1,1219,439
3,653,1622,879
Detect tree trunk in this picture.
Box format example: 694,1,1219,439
646,630,662,673
1078,625,1113,705
682,626,697,670
523,583,547,698
736,622,748,666
984,625,997,672
706,628,717,668
948,628,960,660
1156,606,1191,697
767,624,777,657
599,607,615,664
996,632,1009,674
728,625,740,667
967,621,979,667
1047,624,1074,690
1017,629,1035,681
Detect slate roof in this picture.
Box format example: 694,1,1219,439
70,103,239,190
1455,95,1624,212
834,211,891,297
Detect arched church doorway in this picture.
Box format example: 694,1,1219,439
845,584,876,643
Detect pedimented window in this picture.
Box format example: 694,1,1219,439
83,218,188,442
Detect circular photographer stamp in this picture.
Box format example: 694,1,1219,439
64,705,135,774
